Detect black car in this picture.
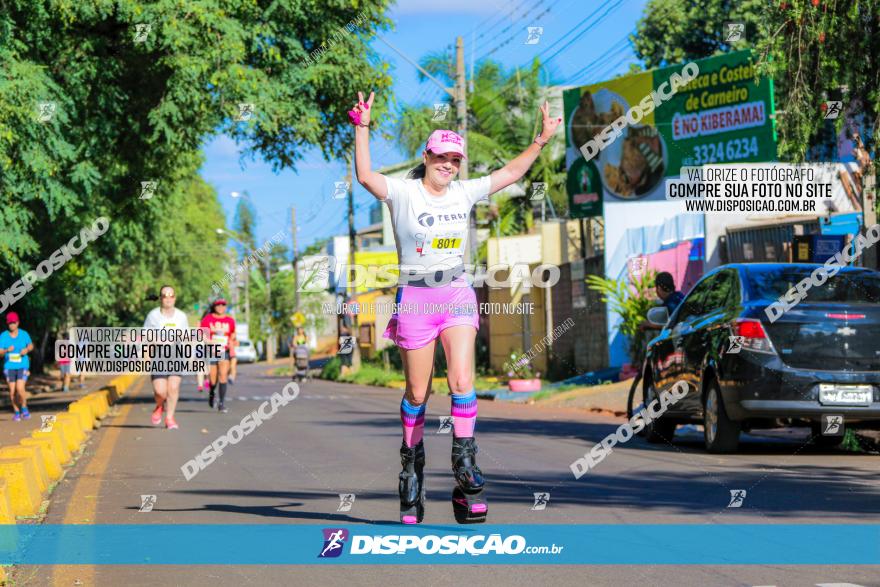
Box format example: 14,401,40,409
641,263,880,453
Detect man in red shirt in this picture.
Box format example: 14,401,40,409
199,299,237,413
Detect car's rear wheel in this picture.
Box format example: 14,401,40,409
643,381,677,443
703,382,740,453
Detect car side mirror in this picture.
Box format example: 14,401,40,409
647,306,670,327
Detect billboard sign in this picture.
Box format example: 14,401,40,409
564,50,777,214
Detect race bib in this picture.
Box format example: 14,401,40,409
423,231,465,256
213,335,228,345
8,353,21,362
163,323,176,328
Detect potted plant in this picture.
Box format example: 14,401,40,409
506,350,542,392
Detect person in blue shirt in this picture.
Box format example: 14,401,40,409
640,272,686,332
0,311,34,421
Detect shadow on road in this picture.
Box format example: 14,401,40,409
147,489,397,523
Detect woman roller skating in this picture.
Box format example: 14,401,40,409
351,91,561,523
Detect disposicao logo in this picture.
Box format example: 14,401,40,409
318,528,349,558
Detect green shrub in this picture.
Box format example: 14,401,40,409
320,356,341,380
586,270,657,365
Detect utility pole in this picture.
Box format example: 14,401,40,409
456,36,468,180
346,155,361,370
455,35,477,382
264,257,273,361
454,35,477,269
244,268,250,328
291,206,299,311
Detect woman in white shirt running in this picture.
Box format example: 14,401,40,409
143,285,189,429
352,91,561,523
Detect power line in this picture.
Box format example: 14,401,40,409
471,2,627,122
591,52,635,83
478,5,553,61
476,0,550,58
473,0,534,41
563,34,633,84
537,0,625,66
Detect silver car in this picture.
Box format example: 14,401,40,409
235,339,258,363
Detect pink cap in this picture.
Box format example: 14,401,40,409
426,130,466,158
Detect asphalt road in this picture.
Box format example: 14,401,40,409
16,363,880,586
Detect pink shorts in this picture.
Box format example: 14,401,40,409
383,279,479,350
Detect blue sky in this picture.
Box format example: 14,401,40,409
199,0,648,252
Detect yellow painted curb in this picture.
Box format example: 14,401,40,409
109,374,134,398
103,384,121,405
57,411,88,436
53,415,85,449
0,458,41,517
32,428,71,465
68,402,95,431
74,397,98,422
0,447,48,494
86,392,109,418
20,438,62,482
0,479,15,524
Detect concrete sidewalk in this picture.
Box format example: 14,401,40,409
530,379,633,416
0,373,119,448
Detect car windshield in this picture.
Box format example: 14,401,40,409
747,267,880,303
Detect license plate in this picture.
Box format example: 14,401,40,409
818,384,873,406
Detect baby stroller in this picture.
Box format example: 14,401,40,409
293,345,311,383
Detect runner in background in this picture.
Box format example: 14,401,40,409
200,299,236,413
196,308,211,392
0,312,34,421
56,329,72,392
143,285,189,430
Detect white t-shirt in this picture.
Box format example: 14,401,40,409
382,175,491,278
143,308,189,330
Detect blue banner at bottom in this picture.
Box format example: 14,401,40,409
0,524,878,565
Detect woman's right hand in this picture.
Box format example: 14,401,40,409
352,91,374,126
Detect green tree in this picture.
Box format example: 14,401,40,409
0,1,395,367
632,0,766,69
754,0,880,163
269,242,290,274
233,197,258,254
302,238,330,257
632,0,878,166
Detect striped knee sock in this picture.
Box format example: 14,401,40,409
451,389,478,438
400,397,427,447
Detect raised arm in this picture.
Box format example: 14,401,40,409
352,91,388,201
489,101,562,195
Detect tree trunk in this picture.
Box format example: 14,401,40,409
36,329,49,374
